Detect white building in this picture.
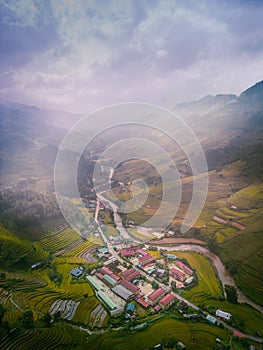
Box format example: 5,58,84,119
216,309,232,320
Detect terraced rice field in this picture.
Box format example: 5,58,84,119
220,230,263,306
88,304,108,328
86,318,230,350
49,299,80,321
36,227,80,252
0,324,87,350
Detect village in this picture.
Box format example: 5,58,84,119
69,243,232,330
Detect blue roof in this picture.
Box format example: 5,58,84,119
70,268,83,278
126,303,135,312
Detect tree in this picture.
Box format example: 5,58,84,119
0,304,5,324
225,285,238,304
19,311,34,329
43,312,52,327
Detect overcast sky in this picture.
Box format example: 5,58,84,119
1,0,263,113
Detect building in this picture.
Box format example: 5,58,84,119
126,303,136,316
166,254,177,260
110,273,121,282
206,314,217,325
122,268,139,280
111,285,134,301
97,290,117,312
70,267,83,279
176,261,193,276
125,270,140,282
137,298,150,309
159,293,175,310
216,309,232,320
154,305,161,312
119,249,136,258
100,267,113,275
86,275,103,292
148,288,166,305
120,279,140,294
138,253,156,266
102,274,117,287
170,267,186,282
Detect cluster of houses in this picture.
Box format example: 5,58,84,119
83,253,176,316
119,247,194,288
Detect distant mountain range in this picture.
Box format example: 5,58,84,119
0,80,262,188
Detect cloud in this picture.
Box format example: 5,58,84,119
0,0,263,112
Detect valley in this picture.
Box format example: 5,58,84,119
0,81,263,349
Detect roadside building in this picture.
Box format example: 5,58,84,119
122,268,139,280
139,253,156,266
125,270,140,282
159,293,175,310
119,249,136,258
206,314,217,325
154,305,161,312
148,288,166,305
215,309,232,320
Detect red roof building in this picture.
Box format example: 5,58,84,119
170,267,186,282
159,293,175,309
154,305,161,312
111,273,121,281
139,253,155,266
176,261,193,276
137,298,150,309
120,279,140,294
148,288,166,305
100,267,113,275
122,268,137,278
125,270,140,282
137,248,148,256
119,249,136,257
95,272,103,280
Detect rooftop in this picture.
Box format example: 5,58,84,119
137,298,150,308
170,267,185,277
100,267,113,275
148,288,166,301
120,279,140,293
70,268,83,278
97,290,117,310
102,274,116,286
111,284,134,301
86,275,103,292
160,293,175,306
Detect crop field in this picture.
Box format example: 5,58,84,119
72,296,100,326
36,227,80,252
86,318,230,350
220,230,263,306
169,251,222,303
204,299,263,335
0,324,88,350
